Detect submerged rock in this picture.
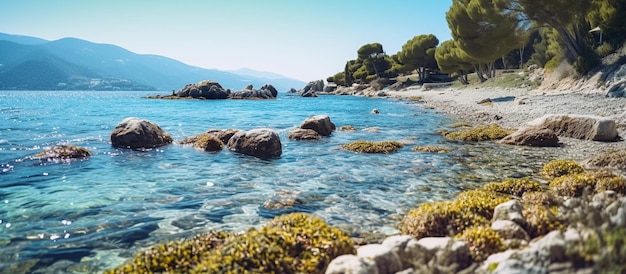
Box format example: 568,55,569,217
288,128,321,140
34,145,92,161
110,117,173,149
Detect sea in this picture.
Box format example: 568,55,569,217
0,90,557,273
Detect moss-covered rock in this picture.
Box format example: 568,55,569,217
105,231,232,274
399,190,509,238
192,213,355,273
458,226,505,261
193,133,225,151
33,145,92,161
442,124,511,142
541,160,585,179
482,178,542,197
340,140,404,153
412,145,450,153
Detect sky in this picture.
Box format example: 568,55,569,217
0,0,453,82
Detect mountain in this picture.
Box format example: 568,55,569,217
0,33,306,91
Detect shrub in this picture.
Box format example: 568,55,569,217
586,149,626,170
521,191,560,206
523,204,564,238
482,178,542,197
549,170,626,197
442,124,510,142
412,145,450,153
105,231,232,274
541,160,584,179
192,213,355,273
340,140,404,153
458,226,505,261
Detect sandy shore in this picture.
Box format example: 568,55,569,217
386,86,626,163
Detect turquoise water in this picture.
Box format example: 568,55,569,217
0,91,549,272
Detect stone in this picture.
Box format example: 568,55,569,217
110,117,173,149
262,189,303,210
491,220,530,241
499,127,560,147
416,237,471,270
325,254,379,274
526,114,618,141
606,79,626,98
610,197,626,227
356,244,403,274
371,108,380,114
477,98,492,104
226,128,282,158
300,115,336,136
34,145,92,161
229,84,278,99
206,129,243,144
338,125,357,132
493,200,527,226
176,80,229,99
537,230,566,262
382,235,422,270
288,128,321,140
301,89,318,97
302,80,324,93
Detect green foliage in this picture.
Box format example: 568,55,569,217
548,170,626,197
442,124,511,142
340,140,404,154
105,231,233,274
435,40,474,84
595,42,615,58
192,213,355,274
523,204,564,238
541,160,585,179
482,178,542,197
458,226,505,261
596,228,626,273
396,34,439,80
412,145,450,153
357,43,384,60
399,190,508,238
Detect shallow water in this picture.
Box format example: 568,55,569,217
0,91,562,272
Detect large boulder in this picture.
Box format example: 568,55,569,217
300,115,336,136
229,84,278,99
110,117,173,149
302,80,324,93
176,80,229,99
526,114,619,141
606,79,626,98
288,128,321,140
499,127,560,147
226,128,282,158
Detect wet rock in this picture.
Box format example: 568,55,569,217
371,108,380,114
229,84,278,99
357,244,402,274
176,80,229,99
205,129,243,144
325,254,379,274
300,115,336,136
288,128,321,140
338,125,357,132
34,145,92,161
110,117,173,149
526,114,618,141
226,128,282,158
499,127,560,147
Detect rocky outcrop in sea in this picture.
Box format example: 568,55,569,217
110,117,173,149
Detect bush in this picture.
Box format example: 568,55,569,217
442,124,510,142
541,160,585,179
595,43,615,58
482,178,542,197
340,140,404,153
193,213,355,273
549,170,626,197
412,145,450,153
586,149,626,170
523,204,564,238
458,226,505,261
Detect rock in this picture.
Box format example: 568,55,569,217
110,117,173,149
493,200,527,226
610,197,626,227
339,125,357,132
371,108,380,114
363,127,380,133
356,244,402,274
300,115,336,136
376,91,387,97
382,235,422,270
226,128,282,158
499,127,560,147
34,145,92,161
526,114,619,141
176,80,229,99
192,134,224,152
325,254,379,274
229,84,278,99
206,129,243,144
262,189,303,210
477,98,492,104
302,80,324,93
537,230,566,262
416,237,471,270
288,88,298,93
301,89,318,97
288,128,321,140
606,79,626,98
324,84,338,93
245,84,254,90
491,220,530,241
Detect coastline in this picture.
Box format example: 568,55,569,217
386,86,626,164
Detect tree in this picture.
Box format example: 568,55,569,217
435,40,474,84
357,43,385,79
397,34,439,83
447,0,527,80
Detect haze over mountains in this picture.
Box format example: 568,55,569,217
0,33,306,91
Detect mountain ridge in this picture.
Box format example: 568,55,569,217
0,33,306,91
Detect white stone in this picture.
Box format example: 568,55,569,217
357,244,403,274
325,254,379,274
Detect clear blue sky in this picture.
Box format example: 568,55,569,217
0,0,452,82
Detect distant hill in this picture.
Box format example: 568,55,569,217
0,33,306,91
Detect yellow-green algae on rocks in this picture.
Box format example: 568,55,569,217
458,225,505,261
541,159,585,179
340,140,404,153
441,123,510,142
106,213,355,274
482,177,542,197
411,145,450,153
